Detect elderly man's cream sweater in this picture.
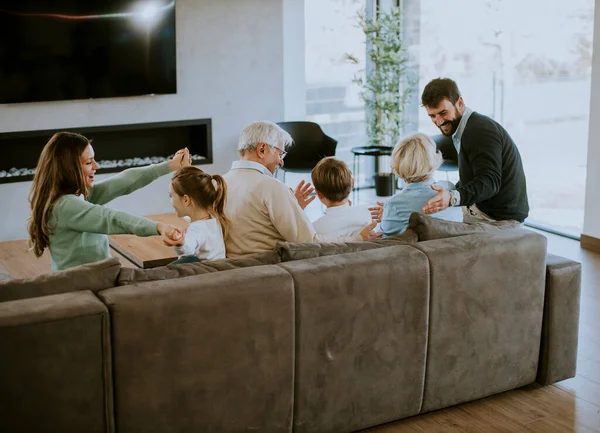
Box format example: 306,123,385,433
223,161,360,257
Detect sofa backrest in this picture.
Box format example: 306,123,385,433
413,228,547,412
279,245,430,432
407,212,521,241
97,265,295,433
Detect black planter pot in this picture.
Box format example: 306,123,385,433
374,173,395,197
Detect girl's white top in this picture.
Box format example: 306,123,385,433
174,218,226,260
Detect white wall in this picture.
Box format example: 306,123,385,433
283,0,306,120
0,0,292,241
583,0,600,239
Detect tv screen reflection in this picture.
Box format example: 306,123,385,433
0,0,177,104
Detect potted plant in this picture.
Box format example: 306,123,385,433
345,6,412,196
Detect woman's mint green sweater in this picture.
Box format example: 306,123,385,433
48,162,171,271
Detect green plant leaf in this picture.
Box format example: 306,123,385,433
344,6,413,147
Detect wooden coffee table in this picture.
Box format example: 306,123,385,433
109,213,189,269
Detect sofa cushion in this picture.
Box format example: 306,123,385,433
407,212,521,241
117,251,281,286
0,257,121,303
277,229,417,262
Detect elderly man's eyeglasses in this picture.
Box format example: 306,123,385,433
266,143,287,159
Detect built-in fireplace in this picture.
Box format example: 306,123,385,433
0,119,212,184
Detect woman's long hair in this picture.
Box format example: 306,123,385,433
171,166,230,239
28,132,91,257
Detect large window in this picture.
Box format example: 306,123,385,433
304,0,370,185
417,0,593,236
305,0,594,237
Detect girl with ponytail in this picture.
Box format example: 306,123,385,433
168,166,230,262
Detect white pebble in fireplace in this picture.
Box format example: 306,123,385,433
0,154,207,179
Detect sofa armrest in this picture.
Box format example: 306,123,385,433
536,253,582,385
0,291,114,433
0,290,106,326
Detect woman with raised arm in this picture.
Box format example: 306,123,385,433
28,131,189,271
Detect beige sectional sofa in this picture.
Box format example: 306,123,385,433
0,214,581,433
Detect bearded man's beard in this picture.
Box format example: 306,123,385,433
439,113,462,136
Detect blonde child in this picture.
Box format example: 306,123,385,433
380,133,462,236
311,157,372,237
168,166,229,263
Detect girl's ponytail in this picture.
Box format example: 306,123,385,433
211,174,230,240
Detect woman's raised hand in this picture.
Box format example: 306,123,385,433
168,147,192,171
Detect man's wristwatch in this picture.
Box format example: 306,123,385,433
449,190,459,207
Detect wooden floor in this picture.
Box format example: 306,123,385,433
364,231,600,433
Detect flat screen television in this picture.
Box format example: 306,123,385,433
0,0,176,104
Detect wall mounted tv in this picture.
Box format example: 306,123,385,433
0,1,176,104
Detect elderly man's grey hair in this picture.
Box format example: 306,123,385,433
237,121,293,155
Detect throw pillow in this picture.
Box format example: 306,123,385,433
117,251,281,286
277,230,417,262
0,257,121,303
407,212,521,242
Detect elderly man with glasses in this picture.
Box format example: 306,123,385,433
223,121,380,258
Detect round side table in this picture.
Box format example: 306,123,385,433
351,145,395,201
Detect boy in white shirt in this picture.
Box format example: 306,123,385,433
311,157,373,237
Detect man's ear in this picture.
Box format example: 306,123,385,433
316,190,325,200
456,96,465,113
257,142,268,159
351,177,355,190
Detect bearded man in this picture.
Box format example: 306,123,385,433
421,78,529,223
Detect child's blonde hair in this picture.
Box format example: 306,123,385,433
391,133,443,183
171,166,230,239
311,157,353,203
